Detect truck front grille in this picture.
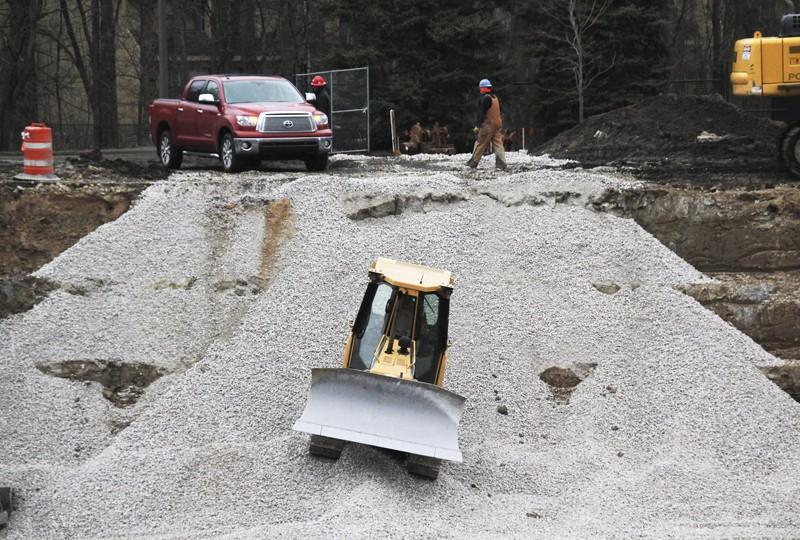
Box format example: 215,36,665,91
257,114,314,133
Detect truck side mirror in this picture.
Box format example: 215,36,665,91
198,93,218,105
305,92,317,103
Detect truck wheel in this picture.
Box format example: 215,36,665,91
406,454,441,480
157,129,183,169
780,125,800,178
308,435,345,460
304,153,329,172
219,133,243,173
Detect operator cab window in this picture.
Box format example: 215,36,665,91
186,80,207,102
350,283,393,370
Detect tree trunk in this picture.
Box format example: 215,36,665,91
87,0,101,150
711,0,722,94
0,1,42,150
135,0,158,144
99,0,119,147
240,0,256,72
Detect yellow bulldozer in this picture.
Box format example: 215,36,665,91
293,258,466,479
731,5,800,175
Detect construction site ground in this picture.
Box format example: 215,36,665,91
2,108,800,536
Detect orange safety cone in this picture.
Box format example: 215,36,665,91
15,123,59,182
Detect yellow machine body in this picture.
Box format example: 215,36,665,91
294,257,465,471
731,31,800,97
341,257,453,386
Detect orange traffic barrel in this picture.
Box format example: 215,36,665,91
16,123,58,181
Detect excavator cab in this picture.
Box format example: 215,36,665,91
293,258,465,479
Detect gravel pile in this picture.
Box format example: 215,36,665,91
2,152,799,538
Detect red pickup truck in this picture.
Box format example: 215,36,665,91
148,75,333,172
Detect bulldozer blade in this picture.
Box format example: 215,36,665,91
293,368,466,462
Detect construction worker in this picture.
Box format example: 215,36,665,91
310,75,331,119
466,79,507,170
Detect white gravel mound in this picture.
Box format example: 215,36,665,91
2,153,798,539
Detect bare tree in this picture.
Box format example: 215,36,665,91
47,0,118,150
540,0,613,123
0,1,44,150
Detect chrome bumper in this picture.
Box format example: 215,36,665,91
233,136,332,155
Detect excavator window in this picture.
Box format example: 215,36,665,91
349,283,393,370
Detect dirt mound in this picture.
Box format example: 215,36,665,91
535,95,785,177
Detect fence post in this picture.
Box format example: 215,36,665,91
390,109,399,156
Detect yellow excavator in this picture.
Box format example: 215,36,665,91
731,5,800,175
293,258,466,479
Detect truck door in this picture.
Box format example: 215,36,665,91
176,79,207,148
195,80,220,152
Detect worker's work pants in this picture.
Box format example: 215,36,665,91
471,124,506,169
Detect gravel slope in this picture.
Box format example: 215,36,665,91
2,153,799,538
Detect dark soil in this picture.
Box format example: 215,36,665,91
535,94,788,182
0,276,58,318
36,359,168,407
0,183,143,277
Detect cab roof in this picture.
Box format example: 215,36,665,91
370,257,454,292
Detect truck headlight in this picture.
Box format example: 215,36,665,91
236,115,258,127
313,113,329,128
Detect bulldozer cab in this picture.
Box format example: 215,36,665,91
346,259,451,385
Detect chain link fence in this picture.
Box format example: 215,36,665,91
2,124,149,152
296,67,369,153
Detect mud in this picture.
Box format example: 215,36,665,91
36,360,167,407
0,183,143,278
0,276,58,318
539,364,596,404
760,364,800,402
592,186,800,272
258,199,295,287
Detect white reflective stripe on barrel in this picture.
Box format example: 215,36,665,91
23,142,52,149
24,159,54,167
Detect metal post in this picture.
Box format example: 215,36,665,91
390,109,399,156
158,0,168,98
366,66,370,152
521,128,525,152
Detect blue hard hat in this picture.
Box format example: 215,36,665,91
479,78,492,88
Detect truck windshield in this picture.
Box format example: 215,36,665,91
222,80,304,104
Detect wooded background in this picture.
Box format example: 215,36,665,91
0,0,788,151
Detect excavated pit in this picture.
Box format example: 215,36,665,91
539,364,596,404
36,360,167,407
0,182,143,318
594,184,800,401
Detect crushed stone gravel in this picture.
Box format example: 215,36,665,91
1,152,799,539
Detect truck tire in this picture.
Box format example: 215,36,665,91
780,124,800,178
304,153,329,172
219,132,244,173
308,435,345,459
406,454,441,480
157,129,183,170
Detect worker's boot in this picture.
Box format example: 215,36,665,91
465,159,478,169
495,160,507,171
